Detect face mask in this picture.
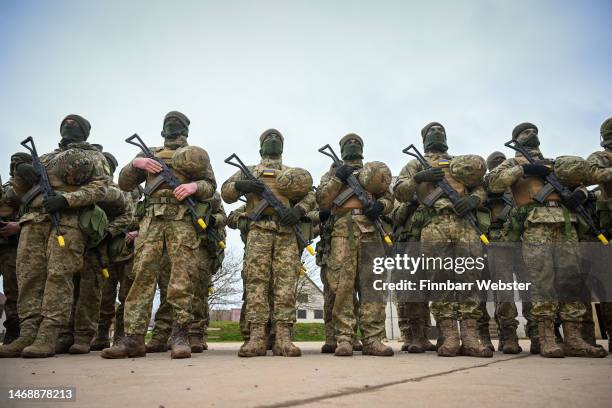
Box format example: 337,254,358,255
161,121,186,139
341,143,363,160
60,124,86,146
517,132,540,148
423,130,448,152
260,137,283,156
164,135,188,149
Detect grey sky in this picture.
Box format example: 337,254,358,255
1,0,611,287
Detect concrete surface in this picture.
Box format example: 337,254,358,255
0,340,610,408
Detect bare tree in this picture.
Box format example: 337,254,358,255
294,251,322,310
208,249,243,310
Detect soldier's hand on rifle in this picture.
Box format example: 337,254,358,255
521,163,550,177
564,189,587,211
279,207,303,226
0,221,20,238
125,230,139,244
413,167,444,183
234,179,265,194
334,164,355,181
364,200,384,221
454,195,480,216
132,157,163,174
319,209,331,223
174,182,197,201
15,163,40,186
43,195,69,213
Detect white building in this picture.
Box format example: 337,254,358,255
295,274,325,323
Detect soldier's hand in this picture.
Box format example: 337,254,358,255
564,189,587,211
234,180,265,194
174,182,197,201
15,163,40,186
279,207,303,226
133,158,163,174
319,208,331,223
0,221,20,238
125,230,139,244
207,215,217,228
43,195,69,213
335,164,355,181
413,167,444,183
522,163,550,177
364,200,384,220
453,195,480,216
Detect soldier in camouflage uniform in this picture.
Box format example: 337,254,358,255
489,122,606,358
394,122,492,357
317,133,394,357
0,153,31,344
586,117,612,351
102,111,216,359
222,129,315,357
0,114,110,358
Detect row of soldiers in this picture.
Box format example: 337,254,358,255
0,112,611,360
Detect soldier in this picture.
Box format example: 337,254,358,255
0,114,110,358
0,153,31,345
102,110,216,359
394,122,492,357
586,117,612,351
221,129,315,357
317,133,394,357
488,122,606,358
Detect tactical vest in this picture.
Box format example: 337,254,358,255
333,186,372,211
245,168,289,216
416,157,465,204
511,156,560,206
144,149,190,197
26,154,80,208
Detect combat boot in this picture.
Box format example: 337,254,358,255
170,323,191,359
90,334,110,351
22,324,58,358
100,334,146,359
437,319,460,357
0,334,35,358
145,337,168,353
273,323,301,357
2,318,20,345
478,322,495,352
352,338,363,352
69,335,92,354
362,339,394,356
580,321,603,349
498,326,522,354
55,333,73,354
238,324,267,357
420,325,437,351
562,321,607,358
189,335,204,354
529,336,540,354
400,329,412,352
334,340,353,356
537,320,564,358
321,341,337,353
460,319,493,357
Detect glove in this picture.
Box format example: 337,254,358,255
43,195,69,213
564,190,587,211
235,180,265,194
364,200,384,221
207,215,217,228
335,164,355,181
15,163,40,186
413,167,444,183
279,207,302,226
522,163,551,177
453,195,480,216
319,209,331,223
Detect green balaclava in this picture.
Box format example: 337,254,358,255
600,117,612,149
60,114,91,147
339,133,364,160
421,122,448,152
9,152,32,177
161,110,190,139
259,128,284,157
486,151,506,171
512,122,539,148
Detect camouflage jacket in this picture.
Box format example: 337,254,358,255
586,149,612,198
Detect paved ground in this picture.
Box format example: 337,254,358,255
0,340,610,408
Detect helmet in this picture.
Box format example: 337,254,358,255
276,167,313,201
172,145,210,178
358,161,392,195
55,149,94,185
449,155,486,187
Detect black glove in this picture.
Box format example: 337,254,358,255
206,215,216,228
364,200,384,221
319,209,331,223
522,163,551,177
279,207,302,226
43,195,69,213
15,163,40,186
234,180,265,194
335,164,355,181
453,195,480,216
413,167,444,183
564,190,587,211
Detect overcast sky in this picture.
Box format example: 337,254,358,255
1,1,611,293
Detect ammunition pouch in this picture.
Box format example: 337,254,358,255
408,206,436,240
78,205,109,248
476,208,492,233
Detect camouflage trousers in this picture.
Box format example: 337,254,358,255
421,212,483,321
124,214,199,335
97,258,134,339
243,224,300,325
397,302,431,334
0,245,18,333
327,225,385,344
321,264,361,342
16,218,87,339
522,222,586,322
